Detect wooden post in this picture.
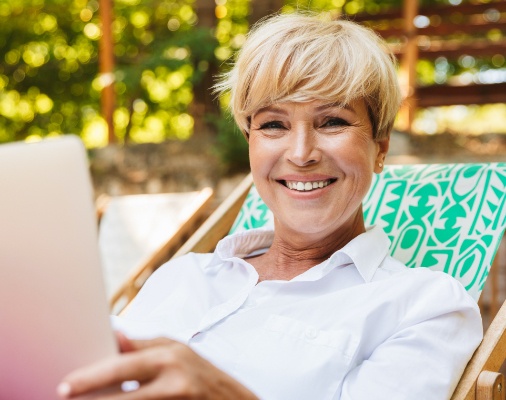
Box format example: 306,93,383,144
398,0,419,133
99,0,115,143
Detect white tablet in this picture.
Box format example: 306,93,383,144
0,136,117,399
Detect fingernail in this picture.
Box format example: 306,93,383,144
57,382,72,398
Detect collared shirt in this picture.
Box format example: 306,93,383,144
112,226,483,400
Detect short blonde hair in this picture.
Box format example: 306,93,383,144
216,12,402,140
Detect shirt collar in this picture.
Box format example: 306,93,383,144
213,228,274,261
327,225,391,282
208,226,390,283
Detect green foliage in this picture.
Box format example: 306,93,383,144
0,0,98,142
215,0,249,62
0,0,221,144
110,0,221,143
0,0,504,157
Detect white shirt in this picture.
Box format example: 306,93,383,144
113,226,483,400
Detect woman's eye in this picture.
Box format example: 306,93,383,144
259,121,285,130
322,117,350,128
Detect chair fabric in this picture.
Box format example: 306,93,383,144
229,163,506,301
99,189,213,313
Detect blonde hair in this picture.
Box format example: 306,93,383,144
215,12,402,140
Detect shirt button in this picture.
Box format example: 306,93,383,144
305,327,318,340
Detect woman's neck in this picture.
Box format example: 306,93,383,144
247,214,366,282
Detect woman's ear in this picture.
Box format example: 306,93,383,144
374,136,390,173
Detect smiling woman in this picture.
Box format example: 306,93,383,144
58,12,482,400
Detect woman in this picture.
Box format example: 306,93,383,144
58,12,482,400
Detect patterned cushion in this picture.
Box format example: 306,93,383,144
230,163,506,300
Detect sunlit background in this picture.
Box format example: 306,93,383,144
0,0,504,150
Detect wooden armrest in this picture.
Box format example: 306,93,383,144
452,299,506,400
172,173,253,257
477,371,504,400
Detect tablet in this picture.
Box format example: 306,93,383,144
0,136,117,399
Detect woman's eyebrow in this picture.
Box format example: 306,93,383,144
254,105,289,117
315,102,355,113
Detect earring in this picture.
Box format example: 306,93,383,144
378,162,383,168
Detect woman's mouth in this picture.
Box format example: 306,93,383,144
280,179,337,192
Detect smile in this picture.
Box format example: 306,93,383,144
281,179,336,192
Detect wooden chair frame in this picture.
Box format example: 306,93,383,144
99,188,214,314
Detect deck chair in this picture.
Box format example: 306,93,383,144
172,163,506,400
98,188,213,314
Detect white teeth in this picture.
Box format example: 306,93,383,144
285,180,332,192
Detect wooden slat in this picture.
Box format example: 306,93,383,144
347,1,506,22
109,187,214,313
451,300,506,400
416,83,506,107
375,21,506,39
416,41,506,60
119,176,252,316
172,173,253,257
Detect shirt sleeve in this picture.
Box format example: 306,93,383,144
339,271,483,400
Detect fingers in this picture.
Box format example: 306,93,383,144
126,336,179,352
57,337,196,399
115,332,178,354
58,350,161,398
81,378,195,400
115,331,135,353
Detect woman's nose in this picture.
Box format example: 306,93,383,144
286,128,321,167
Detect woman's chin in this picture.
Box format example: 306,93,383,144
275,216,337,238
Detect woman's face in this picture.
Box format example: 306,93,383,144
248,99,389,241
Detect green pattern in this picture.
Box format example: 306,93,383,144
230,163,506,301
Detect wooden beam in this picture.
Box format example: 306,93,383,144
415,41,506,60
386,39,506,59
348,0,506,22
99,0,115,143
397,0,419,132
376,21,506,40
171,174,253,257
417,83,506,107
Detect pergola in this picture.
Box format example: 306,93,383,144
350,0,506,132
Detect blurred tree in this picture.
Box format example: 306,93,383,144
190,0,221,136
0,0,99,143
0,0,504,151
0,0,221,144
110,0,218,143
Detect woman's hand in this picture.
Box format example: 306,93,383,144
57,332,258,399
